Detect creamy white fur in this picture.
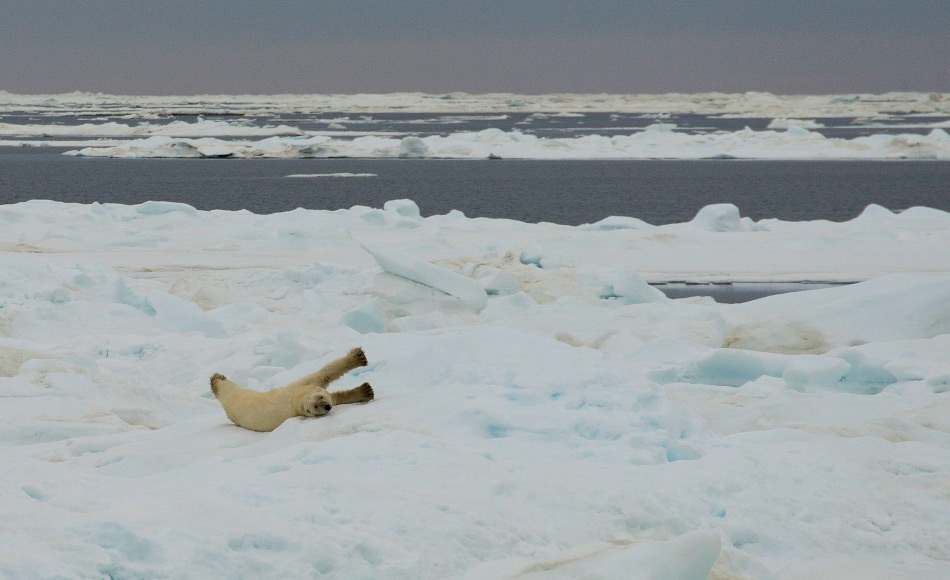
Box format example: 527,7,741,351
211,347,373,432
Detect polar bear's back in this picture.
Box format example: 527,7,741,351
211,374,297,432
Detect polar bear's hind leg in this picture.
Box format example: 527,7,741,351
210,373,234,397
331,382,375,405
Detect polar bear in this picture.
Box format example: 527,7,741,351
210,347,374,432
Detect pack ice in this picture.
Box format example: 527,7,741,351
61,125,950,159
4,90,950,160
1,199,949,579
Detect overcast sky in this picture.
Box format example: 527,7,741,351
2,1,948,95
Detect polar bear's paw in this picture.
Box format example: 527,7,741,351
210,373,228,396
355,382,374,402
350,347,368,368
331,382,375,405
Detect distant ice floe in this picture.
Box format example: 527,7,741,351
766,118,826,129
3,90,948,160
285,173,377,178
0,118,303,137
62,124,950,159
2,90,948,117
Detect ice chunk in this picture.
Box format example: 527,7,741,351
478,270,521,296
194,143,236,158
579,215,654,231
767,118,825,129
363,244,487,311
835,346,900,394
519,243,544,267
687,203,746,232
728,274,950,351
373,272,452,309
383,199,422,219
479,292,538,321
340,298,386,334
145,291,226,338
595,269,668,304
519,241,563,269
683,348,785,387
398,136,428,157
285,173,377,178
390,312,458,332
782,355,851,391
134,200,198,216
582,531,721,580
206,302,271,335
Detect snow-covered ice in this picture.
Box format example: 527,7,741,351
0,119,304,138
1,198,949,579
54,125,950,160
285,173,378,178
3,91,950,160
2,90,948,117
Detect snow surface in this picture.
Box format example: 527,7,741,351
60,125,950,159
2,199,950,579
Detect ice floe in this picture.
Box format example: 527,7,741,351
285,173,377,178
0,118,303,137
1,199,949,579
59,125,950,159
2,90,948,117
4,91,948,160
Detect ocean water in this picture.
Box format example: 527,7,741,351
1,148,949,225
3,110,949,224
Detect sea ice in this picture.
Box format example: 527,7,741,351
60,126,950,159
0,118,303,137
2,90,948,117
5,90,948,160
285,173,378,178
363,243,488,311
1,199,948,579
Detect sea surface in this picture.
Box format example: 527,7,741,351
2,149,949,226
3,111,949,301
3,111,949,225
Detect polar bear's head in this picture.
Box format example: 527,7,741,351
303,389,333,417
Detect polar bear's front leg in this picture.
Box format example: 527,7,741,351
330,382,375,405
320,347,369,384
286,347,368,390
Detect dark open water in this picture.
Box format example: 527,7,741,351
3,146,948,301
4,109,948,301
2,148,949,226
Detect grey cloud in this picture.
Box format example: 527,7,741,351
1,1,948,94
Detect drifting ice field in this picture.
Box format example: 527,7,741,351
1,199,949,579
3,91,950,159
